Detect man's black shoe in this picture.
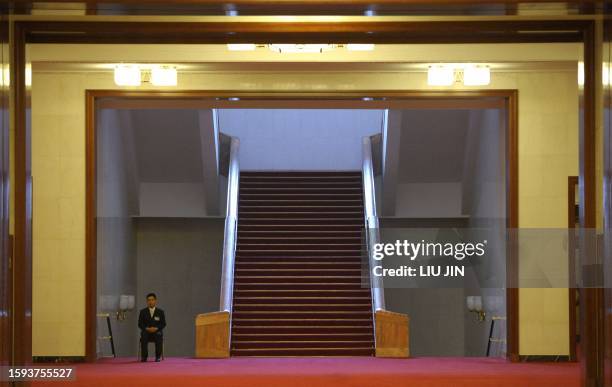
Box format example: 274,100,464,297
155,358,161,362
141,358,147,362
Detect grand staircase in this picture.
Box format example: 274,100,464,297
230,171,376,356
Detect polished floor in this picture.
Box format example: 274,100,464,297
32,356,580,387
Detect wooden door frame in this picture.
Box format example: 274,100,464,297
10,17,598,384
85,89,518,361
568,175,579,362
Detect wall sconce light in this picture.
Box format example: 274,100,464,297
151,65,177,86
467,296,486,322
114,64,141,86
463,65,491,86
116,294,135,321
427,65,455,86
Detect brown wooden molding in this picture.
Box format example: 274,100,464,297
85,90,97,362
12,18,592,376
84,88,519,361
22,20,587,44
505,88,519,362
11,20,32,367
568,175,579,362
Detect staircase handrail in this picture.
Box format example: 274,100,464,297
362,136,386,312
220,137,240,313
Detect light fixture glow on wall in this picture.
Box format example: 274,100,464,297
467,296,486,322
346,44,375,51
114,64,141,86
151,65,177,86
227,44,257,51
427,65,455,86
268,44,336,53
463,65,491,86
117,294,135,321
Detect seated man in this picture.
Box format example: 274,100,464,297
138,292,166,362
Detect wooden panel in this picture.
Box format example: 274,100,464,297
375,310,409,358
195,311,231,358
22,20,586,44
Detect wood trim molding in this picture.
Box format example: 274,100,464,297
85,91,97,362
85,88,519,362
11,20,32,367
505,88,519,362
580,20,604,387
568,175,579,362
11,20,594,379
21,20,587,44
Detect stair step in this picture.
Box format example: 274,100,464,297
240,187,362,193
235,262,362,269
232,326,373,334
240,175,361,182
236,246,365,252
239,230,363,236
233,311,371,318
240,193,363,201
239,205,363,212
234,296,371,303
237,237,363,243
236,251,364,258
236,268,362,273
240,199,363,205
232,333,372,340
230,347,374,357
233,304,372,312
240,171,360,176
234,289,371,301
232,319,373,327
239,219,363,226
241,181,362,187
236,259,364,264
235,284,366,291
231,340,373,349
239,212,363,220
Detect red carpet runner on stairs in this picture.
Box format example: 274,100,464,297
32,357,580,387
231,171,375,356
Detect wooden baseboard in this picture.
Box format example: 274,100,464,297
375,310,410,358
195,311,230,358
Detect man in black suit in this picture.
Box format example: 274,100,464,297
138,293,166,362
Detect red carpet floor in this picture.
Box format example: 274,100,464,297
33,357,580,387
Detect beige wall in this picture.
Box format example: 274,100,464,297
31,68,578,356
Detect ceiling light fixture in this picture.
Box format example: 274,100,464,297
151,65,177,86
427,65,455,86
268,44,336,53
114,64,141,86
463,65,491,86
227,44,256,51
346,44,375,51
